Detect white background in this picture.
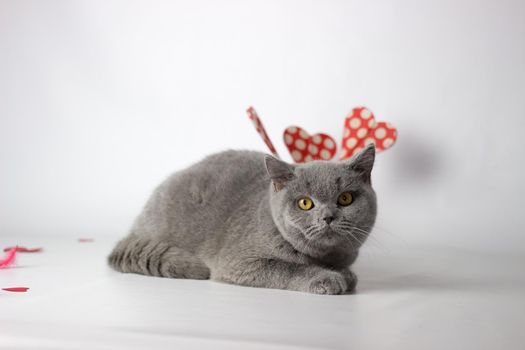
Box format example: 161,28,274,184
2,2,525,349
1,0,525,252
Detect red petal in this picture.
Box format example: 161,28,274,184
0,246,17,268
78,238,94,243
2,287,29,292
3,246,43,253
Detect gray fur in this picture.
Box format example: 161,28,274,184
108,144,377,294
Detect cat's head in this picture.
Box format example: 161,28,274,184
265,144,377,258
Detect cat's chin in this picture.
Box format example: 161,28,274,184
305,227,342,248
281,224,347,256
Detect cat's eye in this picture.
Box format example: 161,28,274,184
337,192,353,206
297,197,314,211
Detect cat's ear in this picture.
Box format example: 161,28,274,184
264,155,296,192
346,143,375,183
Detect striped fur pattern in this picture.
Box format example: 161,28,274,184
108,234,210,279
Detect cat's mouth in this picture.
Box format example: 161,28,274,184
305,224,365,248
303,226,341,246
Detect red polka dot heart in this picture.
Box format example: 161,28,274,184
283,127,337,163
340,107,398,160
247,106,397,163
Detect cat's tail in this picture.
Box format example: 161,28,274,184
107,234,210,279
107,234,171,277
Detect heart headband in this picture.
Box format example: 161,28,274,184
247,106,397,163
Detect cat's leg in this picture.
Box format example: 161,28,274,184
212,258,349,295
108,234,210,279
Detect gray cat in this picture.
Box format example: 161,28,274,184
108,144,377,294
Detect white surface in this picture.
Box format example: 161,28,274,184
1,235,524,349
1,0,525,252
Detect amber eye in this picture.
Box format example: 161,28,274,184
337,192,353,206
297,197,314,211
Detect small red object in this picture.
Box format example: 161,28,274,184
2,287,29,292
247,107,280,157
340,107,397,160
283,126,337,163
3,246,43,253
78,238,94,243
0,246,17,269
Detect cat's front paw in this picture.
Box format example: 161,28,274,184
341,269,358,292
307,270,347,295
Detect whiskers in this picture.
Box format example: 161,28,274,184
333,219,388,252
288,217,320,239
287,217,388,254
369,219,409,246
304,226,324,240
286,218,318,253
332,223,365,249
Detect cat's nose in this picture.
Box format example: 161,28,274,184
322,216,334,225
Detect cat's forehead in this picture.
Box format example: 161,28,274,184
297,161,346,179
288,161,360,198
